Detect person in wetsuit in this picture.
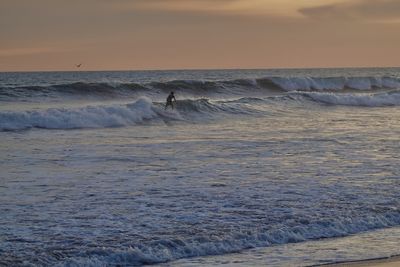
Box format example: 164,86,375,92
165,91,176,110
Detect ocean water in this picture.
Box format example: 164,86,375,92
1,68,400,266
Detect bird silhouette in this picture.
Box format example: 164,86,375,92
75,63,82,68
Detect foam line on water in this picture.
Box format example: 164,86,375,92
299,90,400,106
0,97,159,131
0,97,261,131
2,90,400,131
54,212,400,267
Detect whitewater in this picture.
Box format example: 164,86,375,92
1,68,400,266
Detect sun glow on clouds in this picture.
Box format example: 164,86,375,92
117,0,400,22
117,0,343,17
1,0,400,71
299,0,400,23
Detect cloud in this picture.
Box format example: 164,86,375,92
299,0,400,23
109,0,313,17
113,0,238,12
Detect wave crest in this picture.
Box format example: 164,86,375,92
2,89,400,131
0,97,158,131
55,212,400,266
300,90,400,107
260,76,400,91
0,97,263,131
2,76,400,101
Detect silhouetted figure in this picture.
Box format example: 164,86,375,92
165,92,176,110
75,63,82,68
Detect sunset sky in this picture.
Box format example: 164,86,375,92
1,0,399,71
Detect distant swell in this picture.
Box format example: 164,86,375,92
1,76,400,100
0,82,148,100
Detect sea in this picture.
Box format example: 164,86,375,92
1,68,400,266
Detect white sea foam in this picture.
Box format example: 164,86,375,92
2,69,400,267
302,90,400,106
2,75,400,102
171,227,400,267
0,97,262,131
0,97,160,131
2,91,400,131
268,76,400,91
56,213,400,266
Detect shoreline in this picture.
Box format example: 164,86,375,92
320,255,400,267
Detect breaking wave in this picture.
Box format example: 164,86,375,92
299,90,400,107
0,97,262,131
1,76,400,101
45,212,400,266
2,89,400,131
263,76,400,91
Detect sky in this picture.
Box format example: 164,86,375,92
0,0,399,71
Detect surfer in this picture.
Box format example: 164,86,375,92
165,92,176,110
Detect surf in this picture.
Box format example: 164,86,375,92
297,90,400,107
0,97,263,131
1,75,400,102
2,90,400,131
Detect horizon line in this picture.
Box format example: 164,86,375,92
1,65,400,73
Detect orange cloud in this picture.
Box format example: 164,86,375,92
299,0,400,23
1,0,399,71
112,0,327,17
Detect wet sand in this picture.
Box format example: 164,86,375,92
327,256,400,267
